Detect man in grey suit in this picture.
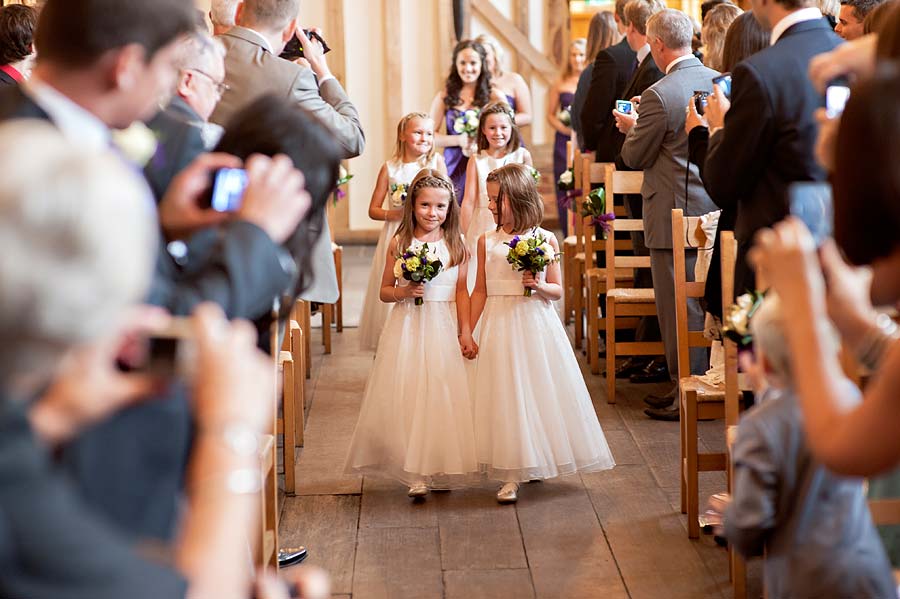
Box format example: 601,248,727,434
211,0,365,160
617,9,719,420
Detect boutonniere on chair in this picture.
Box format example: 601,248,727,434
111,122,159,167
722,292,765,347
333,165,354,205
582,187,615,238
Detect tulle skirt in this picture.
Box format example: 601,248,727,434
345,300,479,486
465,207,498,292
358,220,400,351
471,296,615,482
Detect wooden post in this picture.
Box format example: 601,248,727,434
325,0,350,236
384,0,404,143
514,0,533,147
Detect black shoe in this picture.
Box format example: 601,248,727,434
278,546,308,568
643,393,675,409
644,405,679,421
615,356,651,379
629,360,670,384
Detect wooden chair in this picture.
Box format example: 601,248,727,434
296,300,313,379
281,313,306,449
672,208,726,539
562,143,582,332
600,165,661,401
720,231,748,598
256,324,282,568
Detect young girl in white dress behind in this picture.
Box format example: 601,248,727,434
460,102,532,289
358,113,446,350
345,170,479,498
470,163,615,504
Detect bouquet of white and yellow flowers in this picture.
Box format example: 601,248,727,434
393,243,443,306
722,292,765,347
389,182,408,207
582,187,615,237
504,233,559,296
530,167,541,186
452,108,480,136
557,105,572,127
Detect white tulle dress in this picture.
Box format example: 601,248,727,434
465,147,529,291
471,228,616,483
345,237,478,487
359,155,441,351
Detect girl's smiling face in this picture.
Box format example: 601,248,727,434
414,186,451,234
455,48,482,85
483,113,512,150
404,117,434,157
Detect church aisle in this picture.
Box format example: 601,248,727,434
278,248,751,598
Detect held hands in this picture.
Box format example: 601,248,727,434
237,154,312,244
705,85,730,131
685,98,708,134
612,108,637,134
459,333,479,360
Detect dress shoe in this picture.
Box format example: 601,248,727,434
408,482,429,498
629,360,670,384
644,405,680,421
277,546,308,568
615,356,651,379
643,393,675,409
496,482,519,504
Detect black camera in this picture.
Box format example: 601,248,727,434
692,90,710,116
280,29,331,61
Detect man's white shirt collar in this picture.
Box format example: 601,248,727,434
770,7,823,45
665,53,694,74
240,26,274,54
23,76,110,150
636,44,651,64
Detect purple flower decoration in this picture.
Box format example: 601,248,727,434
592,212,616,233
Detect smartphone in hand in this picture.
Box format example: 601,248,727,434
789,182,833,247
209,168,248,213
615,100,634,115
712,73,732,99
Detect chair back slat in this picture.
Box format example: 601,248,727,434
721,231,740,427
605,216,649,291
672,209,713,381
581,158,615,271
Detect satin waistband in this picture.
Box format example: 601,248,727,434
486,280,529,297
423,284,456,302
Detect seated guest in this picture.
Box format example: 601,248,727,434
212,0,365,159
0,4,36,85
616,9,719,420
0,119,278,599
145,32,228,201
725,295,895,598
837,0,888,38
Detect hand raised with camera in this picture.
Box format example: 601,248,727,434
685,98,708,134
159,153,238,240
295,27,331,81
705,84,730,131
612,108,637,134
190,303,274,434
237,153,312,244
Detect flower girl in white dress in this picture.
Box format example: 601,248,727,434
460,102,532,290
470,163,615,504
358,113,446,350
346,170,479,498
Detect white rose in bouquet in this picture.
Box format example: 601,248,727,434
539,242,555,258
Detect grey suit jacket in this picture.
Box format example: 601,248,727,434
725,386,895,599
620,56,718,249
211,27,365,159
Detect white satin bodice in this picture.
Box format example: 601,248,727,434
397,237,458,302
484,228,553,297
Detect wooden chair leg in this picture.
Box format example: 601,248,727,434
573,265,584,350
680,390,688,515
588,280,600,375
301,301,311,379
563,248,573,325
322,303,333,354
279,351,296,495
334,247,344,332
290,323,305,448
730,545,748,598
685,389,700,538
606,298,617,403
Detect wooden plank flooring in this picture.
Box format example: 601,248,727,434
280,249,759,597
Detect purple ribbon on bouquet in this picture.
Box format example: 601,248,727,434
592,212,616,233
560,188,583,210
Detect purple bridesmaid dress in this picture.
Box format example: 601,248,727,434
553,91,575,236
444,108,468,203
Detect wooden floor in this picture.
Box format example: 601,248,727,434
281,248,761,598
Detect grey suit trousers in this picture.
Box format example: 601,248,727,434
649,248,707,381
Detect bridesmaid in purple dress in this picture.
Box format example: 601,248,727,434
430,40,505,202
547,38,587,237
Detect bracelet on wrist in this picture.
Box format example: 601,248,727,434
856,313,900,370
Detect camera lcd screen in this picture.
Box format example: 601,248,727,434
825,85,850,118
211,168,248,213
789,182,833,247
615,100,634,115
712,74,732,99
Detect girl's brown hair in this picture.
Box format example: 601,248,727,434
394,169,467,268
476,101,521,152
391,112,436,164
486,163,543,233
701,3,742,72
585,11,619,63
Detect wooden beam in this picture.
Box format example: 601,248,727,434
470,0,557,82
438,0,456,90
384,0,404,153
325,0,349,235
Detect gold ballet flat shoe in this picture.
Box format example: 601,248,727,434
408,482,429,498
496,482,519,504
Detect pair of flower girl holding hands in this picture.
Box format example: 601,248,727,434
345,158,615,504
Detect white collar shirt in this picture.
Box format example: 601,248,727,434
636,44,651,65
665,53,694,74
770,7,823,45
23,76,110,150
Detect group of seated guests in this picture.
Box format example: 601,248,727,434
0,0,364,597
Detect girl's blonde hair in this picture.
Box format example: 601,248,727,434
391,112,436,164
394,169,467,268
475,33,504,77
476,101,521,153
586,11,620,62
563,38,587,79
486,163,543,233
701,3,742,72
